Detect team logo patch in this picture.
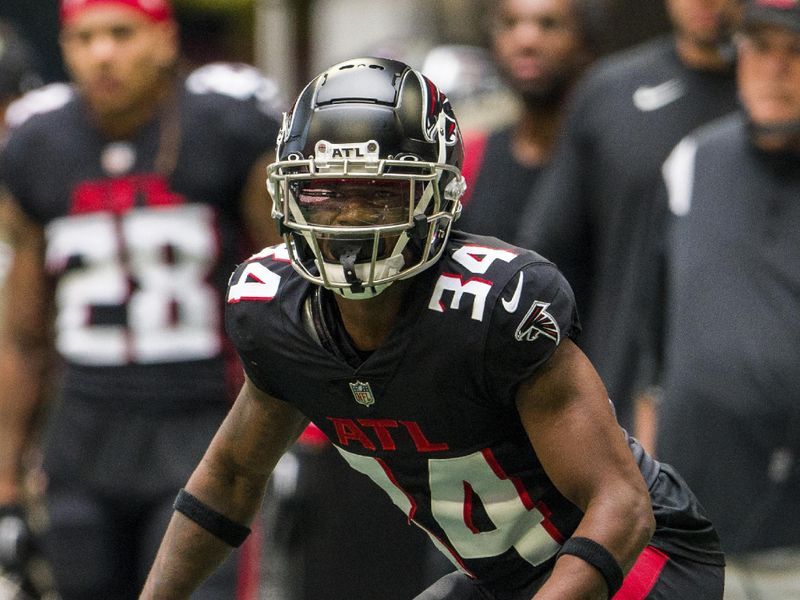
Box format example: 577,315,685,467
515,301,560,344
349,380,375,407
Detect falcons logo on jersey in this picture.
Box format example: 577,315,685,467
515,301,561,344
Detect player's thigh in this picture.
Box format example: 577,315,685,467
413,572,489,600
43,487,134,599
139,495,240,600
639,550,724,600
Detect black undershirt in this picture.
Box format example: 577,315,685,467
310,287,373,368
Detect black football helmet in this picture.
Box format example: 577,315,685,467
268,57,466,299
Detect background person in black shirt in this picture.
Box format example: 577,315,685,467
514,0,742,435
653,1,800,597
456,0,598,242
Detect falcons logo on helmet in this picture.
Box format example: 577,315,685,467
418,74,459,146
515,301,561,344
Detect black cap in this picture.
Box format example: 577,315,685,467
743,0,800,33
0,21,43,102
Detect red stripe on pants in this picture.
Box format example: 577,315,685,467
613,546,669,600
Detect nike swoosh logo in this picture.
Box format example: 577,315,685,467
633,79,686,112
502,273,524,313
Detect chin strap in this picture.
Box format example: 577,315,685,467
336,244,364,292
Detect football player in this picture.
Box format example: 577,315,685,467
141,57,724,599
0,1,281,598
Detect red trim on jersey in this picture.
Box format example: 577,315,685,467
481,448,565,544
297,422,331,447
481,448,533,507
613,546,669,600
533,500,566,545
70,175,185,215
460,131,488,206
463,482,480,534
421,522,478,579
375,457,418,522
373,455,477,578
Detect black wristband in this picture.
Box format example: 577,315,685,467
173,489,251,548
556,536,624,598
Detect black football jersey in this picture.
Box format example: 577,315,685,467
0,64,281,410
227,231,710,589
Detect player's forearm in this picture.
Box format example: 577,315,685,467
0,212,53,504
140,508,240,599
141,380,305,597
533,487,655,599
140,445,270,597
532,553,608,599
0,341,50,503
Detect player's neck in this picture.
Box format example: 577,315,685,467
332,280,411,352
89,77,176,140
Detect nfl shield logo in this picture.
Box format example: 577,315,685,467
349,381,375,407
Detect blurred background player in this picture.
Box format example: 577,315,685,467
514,0,743,435
0,19,42,127
652,0,800,597
456,0,599,241
0,0,282,598
0,20,52,600
0,17,42,310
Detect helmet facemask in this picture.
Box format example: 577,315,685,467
269,131,464,299
267,57,467,299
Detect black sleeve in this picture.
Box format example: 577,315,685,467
0,84,75,223
223,258,280,396
482,261,581,404
0,124,34,217
185,63,284,175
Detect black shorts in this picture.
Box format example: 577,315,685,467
414,546,724,600
40,398,240,600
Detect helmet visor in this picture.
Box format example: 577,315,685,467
290,178,416,227
288,178,425,266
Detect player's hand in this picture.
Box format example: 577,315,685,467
0,503,59,600
0,505,33,571
0,503,42,599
